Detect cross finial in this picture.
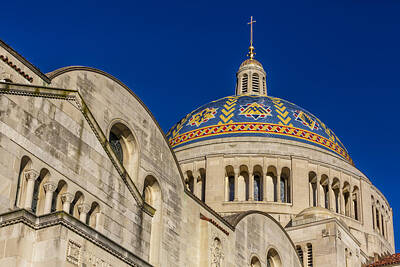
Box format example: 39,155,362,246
247,16,256,59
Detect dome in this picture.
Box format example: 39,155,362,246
166,95,352,164
239,58,263,69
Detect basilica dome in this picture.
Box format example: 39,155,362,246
166,95,352,164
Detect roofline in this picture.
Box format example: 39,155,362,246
46,66,236,230
229,210,303,266
0,39,51,84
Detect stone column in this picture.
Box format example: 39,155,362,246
371,205,376,230
192,173,197,196
339,187,345,215
329,183,335,211
61,193,74,213
277,170,281,203
262,172,267,201
224,176,229,201
23,169,39,210
78,203,91,223
43,182,57,214
249,173,254,201
350,189,354,219
95,211,103,232
316,175,321,207
234,169,239,201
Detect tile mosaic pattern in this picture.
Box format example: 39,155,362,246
166,95,352,164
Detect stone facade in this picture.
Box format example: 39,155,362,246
0,38,394,267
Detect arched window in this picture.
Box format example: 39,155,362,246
228,176,235,201
86,202,100,228
343,182,350,217
371,196,375,229
238,166,249,201
51,180,67,212
309,172,317,207
332,178,340,213
320,175,329,209
266,166,277,202
225,166,235,202
252,73,260,93
254,174,262,201
263,77,266,94
251,256,261,267
143,175,162,266
296,245,304,266
307,243,313,267
280,167,290,203
267,248,282,267
109,122,139,182
242,74,248,93
109,131,123,163
376,204,380,231
352,187,360,221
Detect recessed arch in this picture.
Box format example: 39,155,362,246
225,165,235,202
320,174,329,209
15,155,33,208
51,179,68,212
266,247,282,267
86,201,100,228
280,167,291,203
143,175,162,266
33,168,50,215
343,182,351,217
332,178,340,213
266,166,277,202
250,255,261,267
108,120,139,183
309,171,317,207
70,191,84,218
253,165,263,201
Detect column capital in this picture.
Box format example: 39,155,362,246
43,181,57,192
24,169,39,181
78,203,91,214
61,193,74,203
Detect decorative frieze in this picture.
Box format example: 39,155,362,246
0,55,33,82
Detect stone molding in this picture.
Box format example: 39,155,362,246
0,209,152,267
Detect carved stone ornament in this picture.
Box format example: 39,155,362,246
78,203,91,214
66,239,81,265
210,237,224,267
24,169,39,181
43,181,57,192
61,192,74,203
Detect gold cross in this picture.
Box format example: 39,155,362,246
247,16,256,47
247,16,256,59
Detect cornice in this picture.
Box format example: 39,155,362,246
0,209,152,267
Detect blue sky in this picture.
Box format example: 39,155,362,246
2,0,400,250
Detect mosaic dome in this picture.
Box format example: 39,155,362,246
166,95,352,164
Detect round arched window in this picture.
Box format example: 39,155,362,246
109,131,123,163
